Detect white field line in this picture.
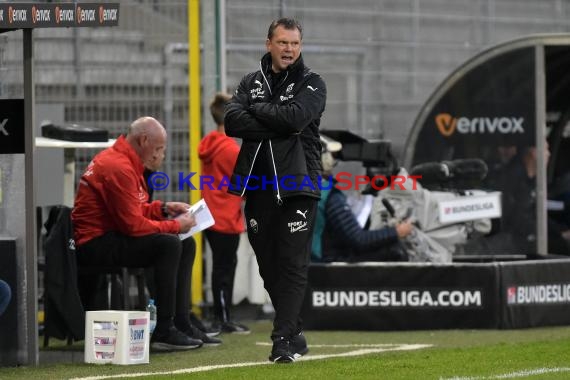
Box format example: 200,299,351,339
297,344,432,362
441,367,570,380
69,343,432,380
256,342,407,348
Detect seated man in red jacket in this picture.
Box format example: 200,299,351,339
72,116,220,351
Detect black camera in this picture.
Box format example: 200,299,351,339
320,129,396,170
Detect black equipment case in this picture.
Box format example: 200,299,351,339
41,122,109,142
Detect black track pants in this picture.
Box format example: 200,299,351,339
205,229,240,322
244,191,317,339
77,232,195,331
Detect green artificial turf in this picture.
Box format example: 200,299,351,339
1,321,570,379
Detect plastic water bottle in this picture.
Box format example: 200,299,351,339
146,299,157,334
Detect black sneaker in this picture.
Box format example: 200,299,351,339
216,321,251,335
190,312,221,337
290,332,308,358
268,337,295,363
186,325,223,347
150,326,203,352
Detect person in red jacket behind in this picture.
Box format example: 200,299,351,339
199,93,249,334
72,116,220,351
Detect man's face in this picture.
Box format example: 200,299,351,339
141,132,166,171
266,25,302,73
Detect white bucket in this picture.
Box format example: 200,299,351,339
84,310,150,365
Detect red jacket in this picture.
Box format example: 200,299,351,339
198,131,245,234
72,135,180,246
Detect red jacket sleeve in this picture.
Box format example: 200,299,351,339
101,167,180,236
143,200,165,220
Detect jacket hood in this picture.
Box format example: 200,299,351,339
198,131,233,164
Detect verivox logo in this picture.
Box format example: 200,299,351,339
99,5,118,24
8,6,28,24
435,113,525,137
31,6,50,24
77,6,96,24
55,6,74,25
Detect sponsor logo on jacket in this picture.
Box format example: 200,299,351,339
280,82,295,102
250,80,265,99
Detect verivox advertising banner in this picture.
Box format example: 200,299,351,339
404,46,539,256
0,3,119,29
411,47,536,165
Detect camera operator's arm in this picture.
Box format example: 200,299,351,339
326,190,404,252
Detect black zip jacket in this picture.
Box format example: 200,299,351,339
44,205,85,340
225,52,327,202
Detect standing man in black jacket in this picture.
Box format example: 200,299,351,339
225,18,326,363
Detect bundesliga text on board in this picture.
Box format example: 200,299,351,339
507,283,570,305
312,288,483,309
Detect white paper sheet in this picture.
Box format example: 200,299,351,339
177,199,215,240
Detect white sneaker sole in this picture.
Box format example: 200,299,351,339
271,355,295,363
228,330,251,335
151,342,202,351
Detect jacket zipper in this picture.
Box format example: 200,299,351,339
260,60,290,94
259,62,272,96
268,140,283,205
239,141,263,197
259,60,288,205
